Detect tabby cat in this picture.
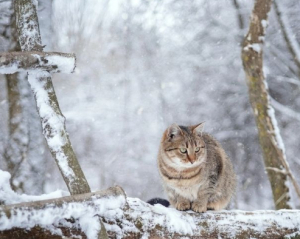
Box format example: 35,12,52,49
157,123,236,212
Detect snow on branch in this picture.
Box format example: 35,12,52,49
0,185,125,239
0,169,69,205
0,51,76,74
14,0,42,52
0,170,300,238
27,71,90,195
0,188,300,238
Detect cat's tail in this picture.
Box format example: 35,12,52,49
147,198,170,207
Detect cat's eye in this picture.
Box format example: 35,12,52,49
179,148,187,153
195,147,200,152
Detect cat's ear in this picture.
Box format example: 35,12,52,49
167,123,182,140
192,122,205,136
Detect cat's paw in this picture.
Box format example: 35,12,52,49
191,202,207,213
175,200,191,211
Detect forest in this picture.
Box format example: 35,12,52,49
0,0,300,238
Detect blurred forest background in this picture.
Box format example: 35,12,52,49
0,0,300,210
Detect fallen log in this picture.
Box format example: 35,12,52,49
0,186,299,239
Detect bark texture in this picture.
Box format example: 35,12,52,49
13,0,90,195
0,186,299,239
4,73,29,193
241,0,291,209
0,51,76,74
3,3,46,195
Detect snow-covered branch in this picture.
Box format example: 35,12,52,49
0,51,76,74
0,185,125,239
14,0,42,52
0,169,299,239
27,71,91,195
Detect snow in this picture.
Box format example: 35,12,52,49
244,43,261,53
1,170,300,238
1,176,300,239
265,80,286,155
0,193,125,239
0,170,125,238
263,76,288,167
18,1,41,51
1,0,300,216
27,71,76,182
44,54,76,73
261,19,268,30
0,52,75,74
31,53,76,73
0,59,18,74
0,170,68,205
32,0,38,8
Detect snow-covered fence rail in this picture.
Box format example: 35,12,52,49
0,51,76,74
0,186,300,239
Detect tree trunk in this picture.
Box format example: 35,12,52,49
241,0,292,209
3,2,46,195
4,73,29,193
13,0,90,195
0,186,299,239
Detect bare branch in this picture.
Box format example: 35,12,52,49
272,75,300,87
273,0,300,75
270,97,300,122
265,167,287,175
232,0,244,30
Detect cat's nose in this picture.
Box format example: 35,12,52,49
188,155,196,164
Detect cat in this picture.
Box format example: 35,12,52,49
157,123,236,213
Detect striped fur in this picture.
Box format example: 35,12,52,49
157,123,236,212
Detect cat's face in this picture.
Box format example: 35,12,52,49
161,123,206,167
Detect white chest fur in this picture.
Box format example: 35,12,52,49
171,183,201,201
169,157,202,169
161,156,204,201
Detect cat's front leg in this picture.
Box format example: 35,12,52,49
167,189,191,211
175,196,191,211
191,194,209,213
